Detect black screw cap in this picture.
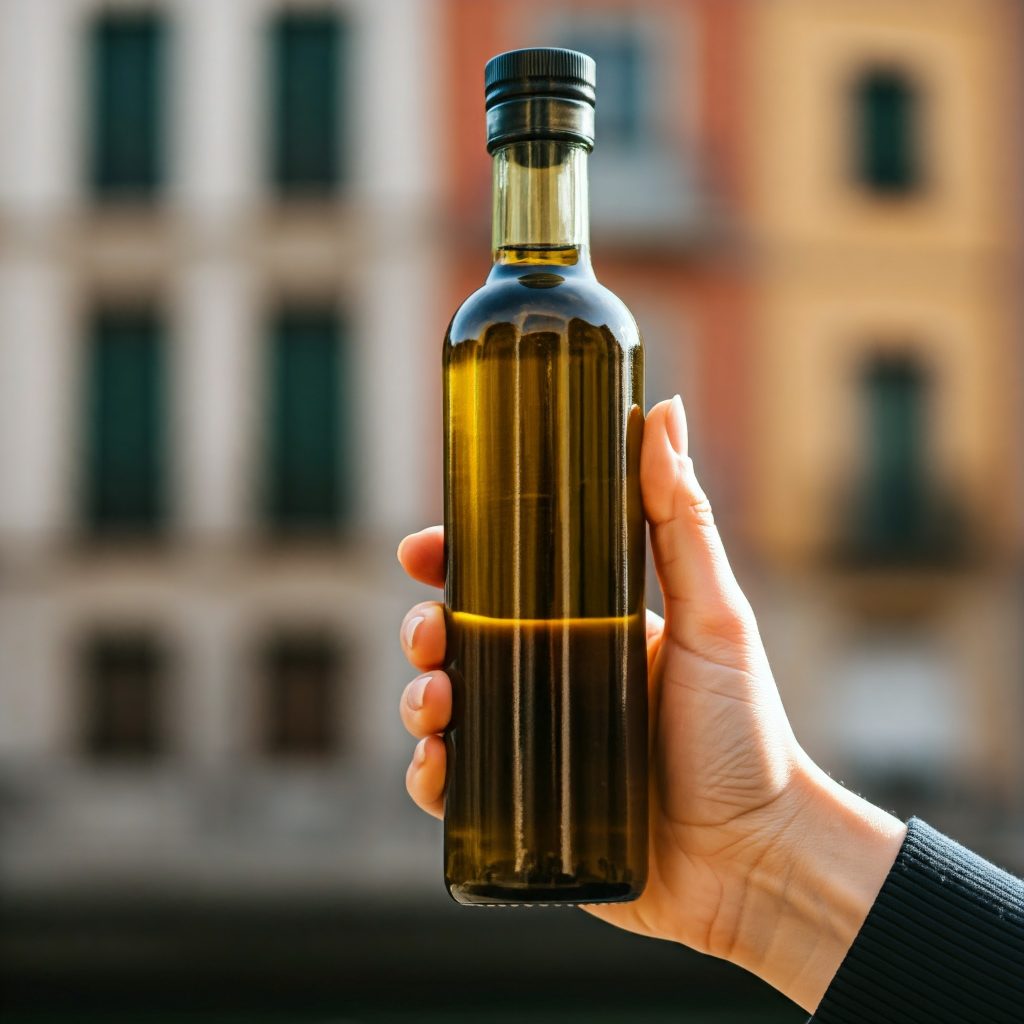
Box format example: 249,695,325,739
484,47,597,153
485,48,596,108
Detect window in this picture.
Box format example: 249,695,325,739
270,12,346,194
841,353,965,566
82,633,166,761
89,12,166,198
261,634,339,757
84,309,166,535
565,27,649,150
557,19,699,239
853,69,921,195
862,355,926,551
265,308,347,533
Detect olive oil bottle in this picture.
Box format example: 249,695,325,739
442,48,647,906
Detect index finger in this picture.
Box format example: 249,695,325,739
397,526,445,588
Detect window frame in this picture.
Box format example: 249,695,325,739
81,305,169,538
860,353,928,551
850,65,925,198
79,631,169,763
544,9,701,238
86,9,169,201
266,9,348,198
262,303,350,537
257,631,342,760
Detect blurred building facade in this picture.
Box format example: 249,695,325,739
0,0,443,900
0,0,759,908
744,0,1024,852
1,0,1022,939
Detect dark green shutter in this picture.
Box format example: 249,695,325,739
267,310,346,531
864,357,925,551
89,13,165,197
85,311,165,533
856,70,920,194
271,13,345,193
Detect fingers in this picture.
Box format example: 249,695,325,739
641,396,756,665
397,526,445,588
400,601,446,671
399,671,453,738
406,734,446,820
398,618,450,821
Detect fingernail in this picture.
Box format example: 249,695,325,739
407,674,432,711
396,537,407,563
666,394,686,455
403,615,425,650
414,737,428,767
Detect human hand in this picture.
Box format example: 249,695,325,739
396,395,905,1013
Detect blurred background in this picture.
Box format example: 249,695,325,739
1,0,1022,1021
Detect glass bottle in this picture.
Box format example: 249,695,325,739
442,48,647,905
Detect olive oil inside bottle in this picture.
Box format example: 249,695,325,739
443,309,647,905
442,52,649,905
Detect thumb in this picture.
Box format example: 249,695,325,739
641,395,756,666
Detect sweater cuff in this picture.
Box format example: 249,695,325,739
810,816,1024,1023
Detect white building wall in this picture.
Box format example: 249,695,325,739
175,259,258,541
0,256,76,548
0,0,78,215
0,0,445,897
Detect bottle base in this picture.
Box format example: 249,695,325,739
446,879,643,907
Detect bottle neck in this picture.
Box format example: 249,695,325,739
491,140,591,268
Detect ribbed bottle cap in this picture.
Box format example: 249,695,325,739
484,47,597,153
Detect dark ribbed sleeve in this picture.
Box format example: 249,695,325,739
810,817,1024,1023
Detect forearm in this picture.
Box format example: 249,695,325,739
728,756,906,1013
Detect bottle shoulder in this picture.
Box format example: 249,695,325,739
445,267,641,351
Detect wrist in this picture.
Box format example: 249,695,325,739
728,754,906,1013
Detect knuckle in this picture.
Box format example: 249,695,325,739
687,495,716,530
679,458,715,527
670,456,716,530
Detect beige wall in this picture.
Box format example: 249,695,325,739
742,0,1024,821
746,0,1021,562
